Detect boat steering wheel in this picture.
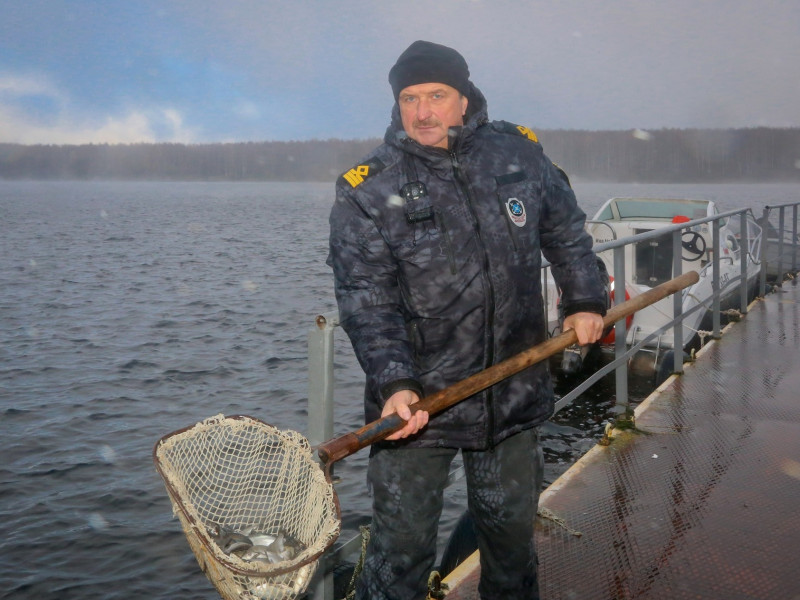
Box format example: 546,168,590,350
681,231,706,261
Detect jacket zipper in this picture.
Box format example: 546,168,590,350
435,209,457,275
450,150,496,449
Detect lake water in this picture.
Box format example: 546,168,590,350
1,179,798,599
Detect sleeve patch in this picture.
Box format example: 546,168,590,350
492,120,539,143
340,157,386,188
515,125,538,142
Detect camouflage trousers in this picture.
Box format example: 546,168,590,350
355,427,544,600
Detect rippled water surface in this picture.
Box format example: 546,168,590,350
1,180,797,599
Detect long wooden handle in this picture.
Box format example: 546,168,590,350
317,270,699,466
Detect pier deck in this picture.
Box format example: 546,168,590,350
442,279,800,599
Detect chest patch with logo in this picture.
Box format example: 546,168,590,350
505,198,527,227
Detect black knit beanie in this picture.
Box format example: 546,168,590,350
388,40,471,100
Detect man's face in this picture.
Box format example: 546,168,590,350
398,82,468,149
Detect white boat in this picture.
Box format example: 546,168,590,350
584,197,762,362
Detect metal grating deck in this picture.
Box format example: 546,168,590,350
443,279,800,599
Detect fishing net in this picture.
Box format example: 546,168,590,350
154,414,340,600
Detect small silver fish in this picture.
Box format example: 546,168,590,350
249,581,287,599
225,539,253,555
248,533,278,547
206,523,253,556
270,533,285,554
291,563,313,595
239,545,272,562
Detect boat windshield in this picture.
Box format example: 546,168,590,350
600,198,709,221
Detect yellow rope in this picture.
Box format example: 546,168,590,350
343,525,370,600
537,507,583,537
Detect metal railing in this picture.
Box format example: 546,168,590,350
549,207,762,412
759,202,800,294
305,205,776,599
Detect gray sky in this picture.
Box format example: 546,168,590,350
1,0,798,144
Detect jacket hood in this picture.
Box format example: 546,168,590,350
383,81,489,155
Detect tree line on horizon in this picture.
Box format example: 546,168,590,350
1,127,798,183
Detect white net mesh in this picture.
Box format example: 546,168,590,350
154,414,341,600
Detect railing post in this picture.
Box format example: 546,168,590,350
612,246,628,411
760,207,769,297
307,313,337,448
672,228,684,374
777,207,786,286
739,210,749,314
793,204,799,273
712,218,721,339
307,312,340,600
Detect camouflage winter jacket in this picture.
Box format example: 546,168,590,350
328,83,606,450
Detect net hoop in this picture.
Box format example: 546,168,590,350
153,414,341,600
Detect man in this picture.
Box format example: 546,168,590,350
328,40,606,600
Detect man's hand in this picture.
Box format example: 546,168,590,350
562,311,605,345
382,389,429,440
